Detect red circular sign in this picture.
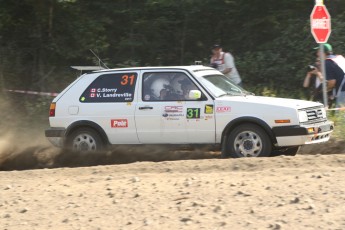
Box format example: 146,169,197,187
310,5,331,43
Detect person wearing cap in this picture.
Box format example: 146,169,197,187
315,43,345,108
210,44,242,86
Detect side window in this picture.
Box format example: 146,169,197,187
80,73,137,103
142,72,202,101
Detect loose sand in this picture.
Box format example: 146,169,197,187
1,152,344,230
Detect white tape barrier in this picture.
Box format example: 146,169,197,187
5,89,59,97
4,89,345,110
326,107,345,111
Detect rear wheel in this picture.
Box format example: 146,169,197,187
66,127,104,152
222,124,272,158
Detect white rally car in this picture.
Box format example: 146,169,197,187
45,66,334,157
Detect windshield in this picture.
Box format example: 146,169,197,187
200,74,250,97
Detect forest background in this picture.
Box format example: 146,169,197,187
0,0,344,137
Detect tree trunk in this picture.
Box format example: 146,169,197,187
48,0,54,38
180,5,188,65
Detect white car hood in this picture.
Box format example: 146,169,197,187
216,95,323,110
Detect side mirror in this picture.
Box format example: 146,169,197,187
189,90,202,100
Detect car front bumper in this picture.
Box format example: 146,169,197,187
273,120,334,147
45,128,66,148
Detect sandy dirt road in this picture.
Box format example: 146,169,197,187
1,153,345,230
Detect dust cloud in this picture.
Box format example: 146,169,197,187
0,97,218,170
0,93,218,171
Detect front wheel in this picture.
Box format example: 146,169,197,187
222,124,272,158
65,127,105,152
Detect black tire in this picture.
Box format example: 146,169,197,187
222,123,272,158
65,127,105,152
271,146,300,157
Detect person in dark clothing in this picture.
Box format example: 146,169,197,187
316,43,345,108
303,59,322,100
303,59,335,106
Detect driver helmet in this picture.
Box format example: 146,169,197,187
150,78,170,98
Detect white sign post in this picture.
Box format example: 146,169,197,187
310,0,331,107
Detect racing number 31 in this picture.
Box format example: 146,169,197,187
121,75,135,85
186,108,201,119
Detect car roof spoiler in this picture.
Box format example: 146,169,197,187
71,66,105,75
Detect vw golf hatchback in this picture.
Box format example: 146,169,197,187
45,66,334,158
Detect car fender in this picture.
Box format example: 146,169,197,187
65,120,110,145
221,116,277,145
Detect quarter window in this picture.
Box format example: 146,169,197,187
80,73,137,103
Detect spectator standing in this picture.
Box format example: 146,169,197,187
316,44,345,108
303,59,335,107
210,44,242,86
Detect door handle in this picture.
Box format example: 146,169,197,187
139,106,153,110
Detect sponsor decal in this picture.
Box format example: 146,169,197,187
166,117,181,121
163,106,184,120
216,106,231,113
162,113,184,119
186,108,201,119
205,105,214,114
167,114,184,117
165,106,183,113
111,119,128,128
144,94,151,100
205,115,213,119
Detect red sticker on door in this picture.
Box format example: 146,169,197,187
111,119,128,128
216,106,231,113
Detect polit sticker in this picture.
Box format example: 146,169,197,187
111,119,128,128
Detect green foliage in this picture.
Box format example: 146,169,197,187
1,0,345,142
327,112,345,141
0,0,345,99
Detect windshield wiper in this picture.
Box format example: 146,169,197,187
218,91,254,97
218,92,240,97
218,93,231,97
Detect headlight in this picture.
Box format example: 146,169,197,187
298,111,308,123
321,108,327,118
